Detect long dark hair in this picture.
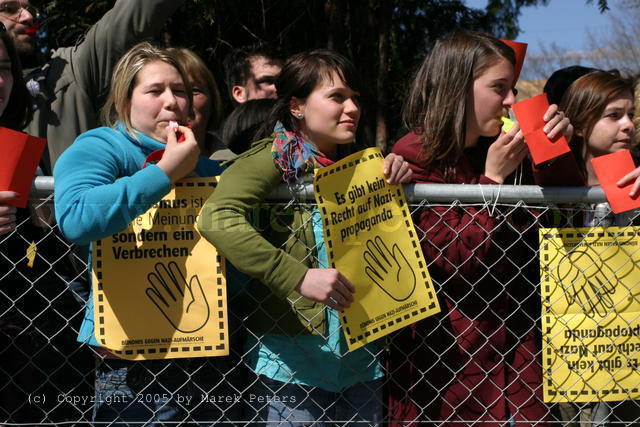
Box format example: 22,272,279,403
223,98,275,154
403,30,515,170
0,30,32,130
261,49,362,138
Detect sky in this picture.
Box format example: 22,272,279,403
465,0,616,55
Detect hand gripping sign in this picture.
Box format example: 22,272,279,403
92,177,228,360
314,148,440,351
540,226,640,402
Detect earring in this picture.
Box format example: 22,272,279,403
296,113,303,119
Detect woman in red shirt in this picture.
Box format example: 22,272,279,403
386,30,571,426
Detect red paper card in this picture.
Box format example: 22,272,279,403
524,129,570,165
500,39,527,84
0,127,46,208
591,149,640,214
512,94,548,134
512,93,570,165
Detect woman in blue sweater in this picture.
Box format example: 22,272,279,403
54,42,237,424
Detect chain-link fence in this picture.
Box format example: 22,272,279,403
2,178,640,425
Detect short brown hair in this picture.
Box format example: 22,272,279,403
560,70,633,178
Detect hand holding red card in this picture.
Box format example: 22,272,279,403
141,123,191,169
511,93,571,165
591,149,640,214
0,127,46,208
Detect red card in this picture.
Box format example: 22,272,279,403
524,129,570,165
500,39,527,84
512,93,570,165
591,149,640,214
512,94,548,134
0,127,46,208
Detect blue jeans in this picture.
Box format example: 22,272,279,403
249,376,382,426
93,356,244,425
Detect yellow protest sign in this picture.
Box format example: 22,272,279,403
540,226,640,402
92,177,228,360
314,147,440,351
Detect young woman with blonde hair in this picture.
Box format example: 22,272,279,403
54,42,239,424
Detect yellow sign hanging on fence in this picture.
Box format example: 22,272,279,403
540,226,640,402
91,177,228,360
314,147,440,352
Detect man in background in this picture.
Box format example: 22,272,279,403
223,43,283,104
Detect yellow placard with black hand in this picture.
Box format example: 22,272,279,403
91,177,228,360
540,227,640,402
314,147,440,351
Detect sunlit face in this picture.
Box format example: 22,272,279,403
465,58,516,147
128,61,190,143
187,76,212,150
586,94,635,159
0,39,13,117
0,0,35,56
294,71,360,156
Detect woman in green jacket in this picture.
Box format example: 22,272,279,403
198,49,411,425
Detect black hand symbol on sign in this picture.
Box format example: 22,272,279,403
145,261,210,333
364,236,416,302
556,249,616,317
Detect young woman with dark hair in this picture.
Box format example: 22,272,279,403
198,49,412,424
386,30,572,425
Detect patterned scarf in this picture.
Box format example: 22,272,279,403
271,121,333,184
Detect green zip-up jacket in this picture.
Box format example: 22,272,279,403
197,140,328,335
25,0,185,172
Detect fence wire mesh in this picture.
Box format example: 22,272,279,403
2,180,640,425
